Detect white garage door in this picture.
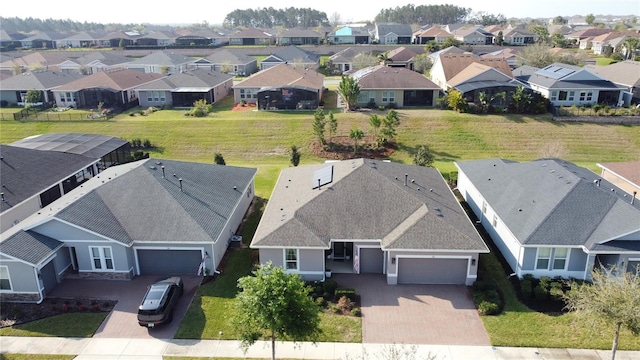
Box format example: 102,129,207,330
137,249,203,275
398,258,468,284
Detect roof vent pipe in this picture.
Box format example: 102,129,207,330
1,192,4,202
404,173,408,186
179,178,183,192
633,191,637,205
161,166,165,178
318,178,321,190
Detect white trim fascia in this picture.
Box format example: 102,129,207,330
48,217,130,246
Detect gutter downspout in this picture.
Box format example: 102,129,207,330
34,267,45,304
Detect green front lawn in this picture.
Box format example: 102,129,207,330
0,313,108,337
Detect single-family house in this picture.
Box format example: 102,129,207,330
450,26,493,45
56,31,106,49
327,47,383,74
135,31,176,47
455,158,640,280
277,28,323,45
175,29,228,47
566,28,614,46
500,26,538,45
18,31,66,49
58,52,131,75
0,52,70,73
51,68,165,110
0,158,257,303
228,28,275,46
136,68,233,108
0,29,21,50
585,60,640,102
412,26,452,45
100,31,137,48
349,65,440,108
259,45,320,70
232,63,325,110
384,46,418,70
426,46,467,64
126,50,194,75
191,49,258,76
446,62,523,109
518,62,625,106
429,53,513,91
0,70,86,106
597,160,640,198
373,23,413,45
329,26,371,45
251,159,489,285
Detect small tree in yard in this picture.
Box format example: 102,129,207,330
337,75,360,112
25,89,41,107
327,112,338,143
349,128,364,155
232,262,321,360
369,114,382,146
214,153,226,165
563,266,640,360
380,110,400,145
412,145,435,167
312,108,326,145
290,145,301,166
446,89,466,112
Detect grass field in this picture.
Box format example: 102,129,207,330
2,94,638,198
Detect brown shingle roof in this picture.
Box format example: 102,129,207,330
233,63,324,90
387,47,417,62
439,54,513,83
54,68,165,91
356,65,439,90
598,160,640,188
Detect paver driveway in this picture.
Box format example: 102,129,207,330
332,274,491,345
48,275,202,339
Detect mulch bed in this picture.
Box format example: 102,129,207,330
231,102,257,111
310,135,395,160
0,297,117,328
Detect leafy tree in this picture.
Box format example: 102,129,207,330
510,85,533,114
424,40,440,53
232,262,321,360
312,108,326,144
214,153,226,165
290,145,300,166
11,62,22,75
380,110,400,145
552,16,566,25
516,43,556,68
467,11,507,26
25,89,41,106
551,32,568,48
563,266,640,360
531,26,550,44
368,114,382,146
585,14,596,25
446,89,466,112
352,53,379,70
375,4,469,24
623,37,639,60
349,128,364,155
327,112,337,143
495,31,504,46
412,145,435,167
413,53,433,74
337,75,360,112
377,51,391,65
442,37,462,49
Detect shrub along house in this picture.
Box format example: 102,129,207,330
0,159,257,303
455,158,640,280
251,159,488,285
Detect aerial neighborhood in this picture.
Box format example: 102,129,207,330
0,4,639,358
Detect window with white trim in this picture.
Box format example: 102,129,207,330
568,91,575,101
550,91,558,101
0,266,11,290
357,91,370,103
90,246,114,270
285,249,298,270
536,248,551,270
553,248,568,270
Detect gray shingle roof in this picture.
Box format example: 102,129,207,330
10,133,128,158
262,46,320,65
135,69,233,91
252,159,487,252
0,230,63,265
55,159,257,245
455,158,640,250
202,49,256,65
127,50,194,66
0,70,86,90
0,145,98,213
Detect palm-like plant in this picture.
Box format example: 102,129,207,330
349,128,364,155
336,75,360,112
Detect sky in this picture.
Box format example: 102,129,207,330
2,0,639,26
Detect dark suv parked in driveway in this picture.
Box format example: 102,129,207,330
137,276,184,328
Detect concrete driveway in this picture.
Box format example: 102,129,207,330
332,274,491,346
48,275,202,339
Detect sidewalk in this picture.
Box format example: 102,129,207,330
1,337,639,360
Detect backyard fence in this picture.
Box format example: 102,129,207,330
1,109,114,121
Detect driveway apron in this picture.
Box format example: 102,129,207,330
332,274,491,345
47,275,202,339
